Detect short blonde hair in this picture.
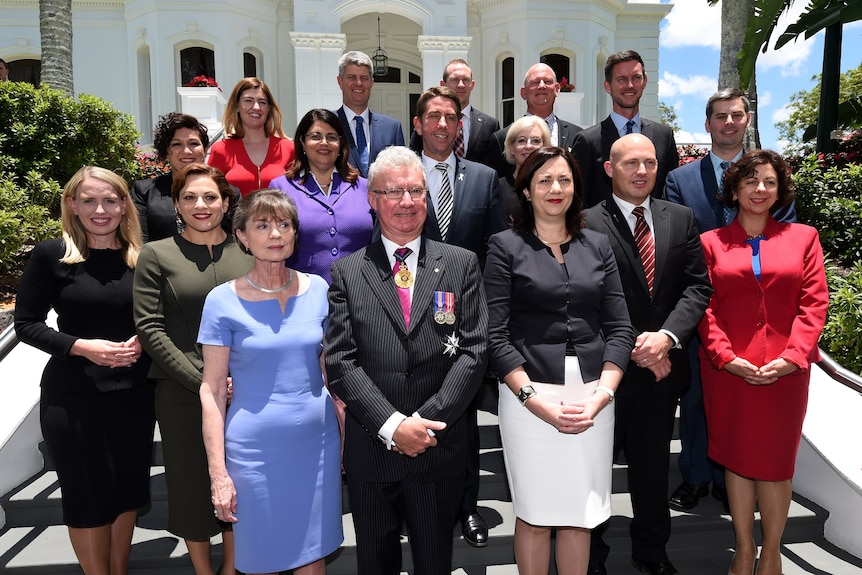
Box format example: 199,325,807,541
503,116,551,165
60,166,142,268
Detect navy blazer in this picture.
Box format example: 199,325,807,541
421,157,507,267
409,106,501,166
583,198,712,396
665,152,797,233
335,106,405,178
325,239,488,482
573,116,679,208
487,116,583,179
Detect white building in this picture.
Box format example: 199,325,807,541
0,0,671,143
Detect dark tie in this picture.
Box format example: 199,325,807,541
355,116,369,174
625,120,636,134
720,161,732,225
393,248,412,327
435,162,454,241
632,206,655,296
454,115,465,158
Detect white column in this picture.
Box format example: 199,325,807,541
417,36,472,90
289,32,346,125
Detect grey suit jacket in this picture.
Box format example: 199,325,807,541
422,157,507,267
335,106,405,178
665,152,797,233
583,198,712,396
573,116,679,208
325,239,488,482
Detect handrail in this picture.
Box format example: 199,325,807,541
817,348,862,394
0,324,18,363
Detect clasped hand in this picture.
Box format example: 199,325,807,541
527,395,602,434
630,331,673,381
723,357,798,385
73,335,142,368
392,417,446,457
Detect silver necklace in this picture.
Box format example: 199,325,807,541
245,269,293,294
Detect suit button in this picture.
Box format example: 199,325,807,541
756,320,764,327
329,227,337,236
331,247,338,256
405,371,412,378
327,208,334,215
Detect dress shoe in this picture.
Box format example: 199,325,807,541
669,481,709,510
587,559,608,575
460,510,489,547
631,557,679,575
712,485,730,514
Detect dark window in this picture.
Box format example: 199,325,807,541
408,72,421,84
501,57,515,127
180,47,215,86
7,59,41,85
540,53,571,85
374,66,401,84
243,53,257,78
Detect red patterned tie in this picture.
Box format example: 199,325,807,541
393,248,412,327
454,115,465,158
632,206,655,296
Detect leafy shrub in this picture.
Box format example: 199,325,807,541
0,81,142,280
821,261,862,374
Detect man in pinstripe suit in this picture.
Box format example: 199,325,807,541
325,146,488,575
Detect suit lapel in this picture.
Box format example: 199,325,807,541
651,201,670,294
361,242,409,332
468,108,481,149
409,240,444,335
603,200,650,294
449,158,469,231
337,106,364,176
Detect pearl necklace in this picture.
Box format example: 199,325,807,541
533,229,571,245
245,269,293,294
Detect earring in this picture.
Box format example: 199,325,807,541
175,209,186,234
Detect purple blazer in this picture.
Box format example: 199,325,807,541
269,172,374,283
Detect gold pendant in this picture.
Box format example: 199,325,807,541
394,263,414,288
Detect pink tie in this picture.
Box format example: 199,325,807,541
393,248,412,327
632,206,655,296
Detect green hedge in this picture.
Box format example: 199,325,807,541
0,81,142,276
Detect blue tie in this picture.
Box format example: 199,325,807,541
720,161,732,225
625,120,635,134
355,116,369,175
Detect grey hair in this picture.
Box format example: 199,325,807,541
504,116,552,165
367,146,427,191
338,51,373,77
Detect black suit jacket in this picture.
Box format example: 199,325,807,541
422,157,507,267
573,116,679,208
409,106,500,167
131,174,177,243
487,116,583,179
325,239,488,483
583,198,711,396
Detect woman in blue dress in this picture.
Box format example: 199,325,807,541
198,189,343,575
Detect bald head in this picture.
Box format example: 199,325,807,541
604,134,658,205
521,63,559,117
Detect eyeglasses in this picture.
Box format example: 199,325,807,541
514,137,544,149
372,188,427,200
240,98,270,108
304,132,341,144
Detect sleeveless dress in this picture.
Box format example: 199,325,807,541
198,274,343,572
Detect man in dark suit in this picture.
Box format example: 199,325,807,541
334,50,405,177
409,58,500,168
412,85,505,546
325,146,488,575
664,88,796,514
584,134,712,575
488,62,583,178
573,50,679,208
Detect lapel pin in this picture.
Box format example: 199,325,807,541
458,173,464,182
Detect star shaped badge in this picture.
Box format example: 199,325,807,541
442,333,461,358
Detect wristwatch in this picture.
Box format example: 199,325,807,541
517,385,537,405
594,385,615,403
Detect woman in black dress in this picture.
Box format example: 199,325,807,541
15,166,154,574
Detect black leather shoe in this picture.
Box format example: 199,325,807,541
668,481,709,510
460,510,489,547
712,485,730,514
587,559,608,575
631,557,679,575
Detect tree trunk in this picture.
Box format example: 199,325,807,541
39,0,73,96
719,0,759,146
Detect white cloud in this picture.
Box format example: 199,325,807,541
660,1,720,49
674,130,711,146
759,91,772,107
772,104,793,124
658,71,716,100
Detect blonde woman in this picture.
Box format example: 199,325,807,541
15,166,154,575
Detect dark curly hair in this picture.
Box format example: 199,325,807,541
511,146,584,238
152,113,210,162
286,108,359,184
719,149,794,212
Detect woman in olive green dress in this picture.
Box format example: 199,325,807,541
134,163,252,575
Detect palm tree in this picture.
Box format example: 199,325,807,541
39,0,73,96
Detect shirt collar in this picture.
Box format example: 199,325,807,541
610,110,641,135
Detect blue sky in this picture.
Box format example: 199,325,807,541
656,0,862,151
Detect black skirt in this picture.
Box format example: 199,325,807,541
40,384,156,528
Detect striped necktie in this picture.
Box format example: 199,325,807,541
435,162,454,241
633,206,655,296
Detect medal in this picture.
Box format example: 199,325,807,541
444,292,456,324
394,262,414,288
434,291,447,324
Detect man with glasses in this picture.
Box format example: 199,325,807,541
326,145,488,575
573,50,679,208
334,51,405,177
488,62,584,179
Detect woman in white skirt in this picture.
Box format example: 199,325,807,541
484,147,635,575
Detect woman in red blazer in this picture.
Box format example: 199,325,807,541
698,150,828,575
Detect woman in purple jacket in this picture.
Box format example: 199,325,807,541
270,108,373,283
